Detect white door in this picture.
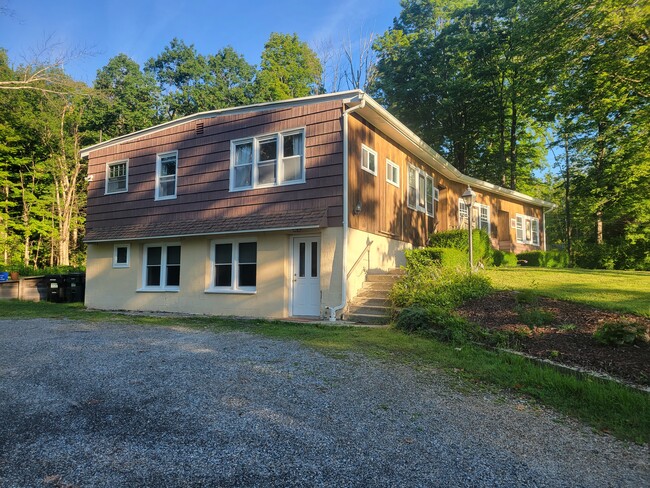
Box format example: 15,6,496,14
292,236,321,316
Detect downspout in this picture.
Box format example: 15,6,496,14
329,96,366,321
542,207,549,251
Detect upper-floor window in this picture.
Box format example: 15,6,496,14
230,129,305,191
386,159,399,187
459,200,490,233
516,214,540,246
105,160,128,194
407,165,438,216
142,243,181,291
156,151,178,200
361,145,377,175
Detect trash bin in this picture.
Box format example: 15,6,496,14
44,275,66,303
64,273,86,302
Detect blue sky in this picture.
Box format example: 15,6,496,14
1,0,401,85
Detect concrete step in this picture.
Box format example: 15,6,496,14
345,312,390,325
347,304,391,316
368,268,405,276
350,296,391,307
362,281,393,292
365,273,402,283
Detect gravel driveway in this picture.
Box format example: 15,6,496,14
0,319,648,487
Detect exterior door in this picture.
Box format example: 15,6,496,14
292,236,321,316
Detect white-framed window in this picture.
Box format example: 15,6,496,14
516,214,540,246
459,201,490,233
361,144,377,175
155,151,178,200
141,243,181,291
105,160,128,194
207,239,257,293
113,244,130,268
386,159,399,187
230,129,305,191
407,165,437,216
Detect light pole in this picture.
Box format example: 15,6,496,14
461,186,476,271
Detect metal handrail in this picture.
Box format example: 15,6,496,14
347,240,373,279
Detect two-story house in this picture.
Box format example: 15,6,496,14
81,90,552,320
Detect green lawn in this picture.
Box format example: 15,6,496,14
1,300,649,444
483,267,650,317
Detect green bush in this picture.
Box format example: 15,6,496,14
492,250,518,267
404,247,467,272
517,251,544,267
593,321,649,346
391,265,493,310
429,229,493,266
0,264,86,277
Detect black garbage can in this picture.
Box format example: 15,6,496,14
64,273,86,302
44,275,66,303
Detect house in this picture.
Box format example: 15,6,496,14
80,90,553,320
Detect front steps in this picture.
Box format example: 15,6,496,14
344,269,404,324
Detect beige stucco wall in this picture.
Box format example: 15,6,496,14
346,227,411,303
85,228,346,319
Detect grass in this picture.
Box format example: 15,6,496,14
2,300,649,444
484,267,650,317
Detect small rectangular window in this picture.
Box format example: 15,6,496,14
407,166,417,209
515,214,540,246
361,145,377,175
113,244,130,268
106,160,128,194
386,159,399,187
156,151,178,200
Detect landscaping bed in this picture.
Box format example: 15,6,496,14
457,291,650,387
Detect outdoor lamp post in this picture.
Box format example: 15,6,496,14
461,186,476,270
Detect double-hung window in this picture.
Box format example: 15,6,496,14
407,165,437,216
230,129,305,191
156,151,178,200
105,160,128,194
459,200,490,233
141,244,181,291
386,159,399,187
361,145,377,175
209,240,257,293
516,214,540,246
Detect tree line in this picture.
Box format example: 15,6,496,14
1,0,647,271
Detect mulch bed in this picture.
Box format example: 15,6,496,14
456,291,650,387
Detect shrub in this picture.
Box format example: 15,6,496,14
517,251,544,267
395,305,492,345
492,250,517,267
429,229,493,266
593,321,649,346
516,251,569,268
0,264,86,277
404,247,467,272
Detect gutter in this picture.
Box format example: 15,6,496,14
329,96,366,322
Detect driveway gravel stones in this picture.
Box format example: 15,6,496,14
0,318,648,487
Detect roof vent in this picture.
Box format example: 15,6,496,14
196,121,204,135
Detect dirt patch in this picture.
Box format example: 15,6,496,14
456,291,650,387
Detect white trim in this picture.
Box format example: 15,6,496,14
105,159,129,195
386,159,399,187
515,213,540,246
230,128,306,192
407,164,435,216
206,238,257,293
459,200,490,234
361,144,377,176
290,235,322,318
155,151,178,201
139,242,181,291
112,244,130,268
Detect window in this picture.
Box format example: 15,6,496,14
459,201,490,233
516,214,540,246
141,244,181,290
407,165,437,216
156,151,178,200
113,244,130,268
105,160,128,194
230,129,305,191
361,145,377,175
386,159,399,187
209,240,257,292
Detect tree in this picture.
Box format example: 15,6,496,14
255,33,322,101
86,54,160,140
